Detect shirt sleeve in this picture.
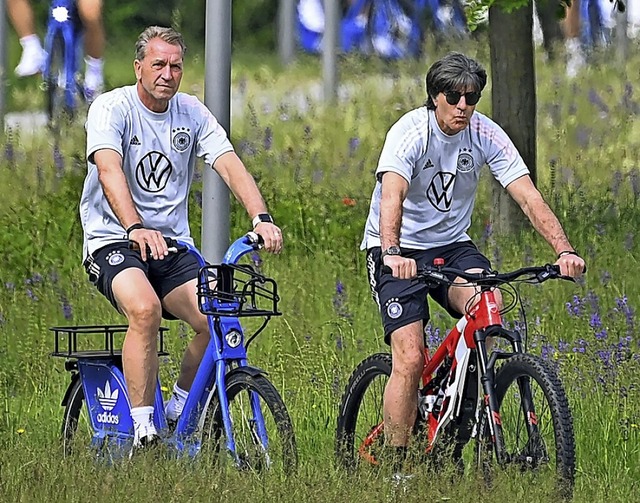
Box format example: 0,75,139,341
483,121,529,188
194,103,235,166
375,111,428,184
85,94,126,164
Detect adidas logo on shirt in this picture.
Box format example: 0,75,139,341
130,135,141,146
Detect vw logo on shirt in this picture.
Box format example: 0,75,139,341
136,151,173,193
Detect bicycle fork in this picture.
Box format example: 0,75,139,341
213,361,271,468
474,327,541,466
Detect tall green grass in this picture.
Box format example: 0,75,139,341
1,38,639,502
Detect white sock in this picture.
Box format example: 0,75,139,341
84,56,104,90
165,383,189,422
19,34,43,52
130,406,157,445
85,55,103,73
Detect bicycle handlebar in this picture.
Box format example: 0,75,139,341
415,263,572,287
128,231,265,265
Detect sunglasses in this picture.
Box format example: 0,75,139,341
444,90,481,106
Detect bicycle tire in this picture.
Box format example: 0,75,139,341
61,376,105,457
45,34,68,126
335,353,392,470
203,372,298,474
476,353,575,498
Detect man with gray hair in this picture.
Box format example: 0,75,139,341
80,26,283,450
361,52,585,471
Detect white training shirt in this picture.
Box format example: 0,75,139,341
361,107,529,250
80,85,234,258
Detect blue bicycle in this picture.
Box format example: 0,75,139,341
42,0,85,126
51,233,298,472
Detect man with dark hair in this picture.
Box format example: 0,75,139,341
80,26,282,449
361,52,585,468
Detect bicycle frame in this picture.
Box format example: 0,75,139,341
360,286,530,464
43,0,83,112
172,237,273,462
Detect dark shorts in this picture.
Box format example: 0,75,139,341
83,241,201,320
366,241,491,344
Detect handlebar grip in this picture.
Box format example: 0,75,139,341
381,265,392,275
246,231,264,248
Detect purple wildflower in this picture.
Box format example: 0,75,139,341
630,169,640,199
332,280,352,320
53,145,65,175
26,289,38,302
348,137,360,157
611,170,623,196
263,127,273,150
60,296,73,320
541,343,555,360
425,323,442,348
624,233,634,251
251,251,262,269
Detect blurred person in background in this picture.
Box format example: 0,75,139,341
7,0,106,99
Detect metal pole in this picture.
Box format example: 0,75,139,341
323,0,339,102
615,2,628,66
202,0,232,263
0,0,7,126
278,0,296,66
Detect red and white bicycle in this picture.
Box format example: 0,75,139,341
336,261,576,497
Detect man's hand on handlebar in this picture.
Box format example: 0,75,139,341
128,227,169,261
555,253,586,279
383,255,417,279
253,222,283,254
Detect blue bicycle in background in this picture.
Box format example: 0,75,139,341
51,233,298,472
42,0,85,127
298,0,468,60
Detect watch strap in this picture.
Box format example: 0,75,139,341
252,213,274,228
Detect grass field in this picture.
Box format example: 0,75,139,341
1,35,639,502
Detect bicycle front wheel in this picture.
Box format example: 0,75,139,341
45,34,70,128
335,353,391,470
204,372,297,474
477,353,575,497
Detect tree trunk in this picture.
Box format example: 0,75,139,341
488,2,536,235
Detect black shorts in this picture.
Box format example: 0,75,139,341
366,241,491,344
83,241,201,320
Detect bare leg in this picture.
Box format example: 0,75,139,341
562,0,585,78
7,0,36,38
76,0,105,59
112,268,163,407
7,0,46,77
162,279,211,391
384,320,424,447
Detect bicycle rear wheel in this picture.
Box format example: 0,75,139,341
61,376,103,457
476,353,575,498
204,372,297,474
335,353,391,470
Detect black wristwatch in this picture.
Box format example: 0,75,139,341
381,246,402,259
252,213,274,228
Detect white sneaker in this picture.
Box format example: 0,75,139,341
15,46,46,77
